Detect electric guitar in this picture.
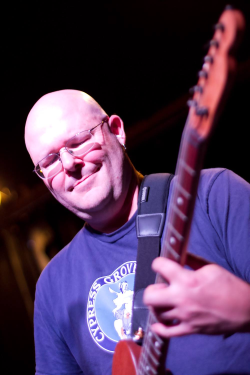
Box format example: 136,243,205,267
112,7,245,375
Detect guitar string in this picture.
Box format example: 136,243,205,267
138,17,237,373
138,113,203,375
138,136,190,375
143,124,198,375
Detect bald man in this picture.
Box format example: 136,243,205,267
25,90,141,232
25,90,250,375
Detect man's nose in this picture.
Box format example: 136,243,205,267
60,148,83,171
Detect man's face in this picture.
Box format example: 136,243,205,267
25,91,127,224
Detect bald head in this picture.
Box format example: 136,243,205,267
24,89,141,232
25,89,107,163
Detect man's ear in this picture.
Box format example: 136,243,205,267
108,115,126,146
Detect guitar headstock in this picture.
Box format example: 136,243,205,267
188,8,245,140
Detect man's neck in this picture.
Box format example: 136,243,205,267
88,168,143,234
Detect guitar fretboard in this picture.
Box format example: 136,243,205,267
137,124,206,374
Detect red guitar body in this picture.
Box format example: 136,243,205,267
112,340,140,375
113,340,171,375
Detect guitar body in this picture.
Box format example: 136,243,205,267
112,340,140,375
113,340,170,375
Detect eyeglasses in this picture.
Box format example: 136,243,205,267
33,116,109,179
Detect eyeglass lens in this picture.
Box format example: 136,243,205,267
36,131,95,179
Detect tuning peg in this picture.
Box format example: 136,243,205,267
187,99,198,108
196,106,209,117
214,23,225,32
209,39,219,48
204,55,214,64
198,70,208,79
189,85,203,94
225,4,234,10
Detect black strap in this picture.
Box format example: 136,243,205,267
132,173,174,335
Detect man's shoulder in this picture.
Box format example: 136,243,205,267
169,168,227,202
170,167,226,185
198,167,249,198
198,167,227,194
193,168,250,221
200,167,226,180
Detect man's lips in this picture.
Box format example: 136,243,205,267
69,166,101,191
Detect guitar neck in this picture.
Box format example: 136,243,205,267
137,121,207,375
161,123,206,266
112,9,245,375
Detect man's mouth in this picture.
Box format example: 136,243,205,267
70,166,101,191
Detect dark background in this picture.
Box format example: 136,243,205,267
1,1,250,373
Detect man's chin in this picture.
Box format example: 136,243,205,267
62,187,112,218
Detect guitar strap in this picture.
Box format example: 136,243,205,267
132,173,174,336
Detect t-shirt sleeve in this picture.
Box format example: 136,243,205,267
204,169,250,282
34,276,83,375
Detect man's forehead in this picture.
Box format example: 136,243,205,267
25,90,106,162
28,103,64,132
27,91,102,128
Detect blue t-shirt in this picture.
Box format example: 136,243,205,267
34,169,250,375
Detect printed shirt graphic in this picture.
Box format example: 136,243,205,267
87,261,136,352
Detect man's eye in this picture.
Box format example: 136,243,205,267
68,133,91,148
41,155,58,168
43,161,54,168
70,140,87,148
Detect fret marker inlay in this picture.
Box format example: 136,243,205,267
168,222,184,241
177,196,184,205
170,237,176,245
